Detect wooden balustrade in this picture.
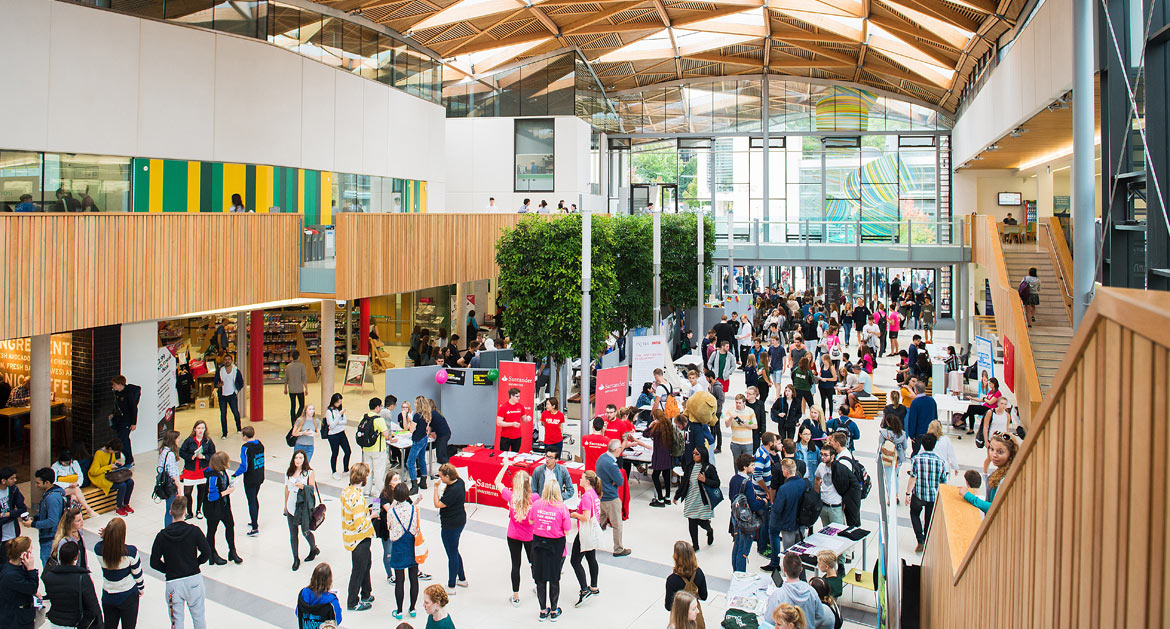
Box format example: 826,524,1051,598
921,287,1170,628
971,214,1044,426
0,213,302,340
1042,216,1075,322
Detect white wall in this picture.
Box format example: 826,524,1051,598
120,322,163,456
0,0,446,203
951,0,1075,165
443,116,604,212
954,169,1038,222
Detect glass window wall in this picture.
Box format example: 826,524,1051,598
515,119,555,192
0,152,130,212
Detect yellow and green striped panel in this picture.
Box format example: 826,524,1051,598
815,86,878,132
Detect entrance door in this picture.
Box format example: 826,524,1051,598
630,184,679,213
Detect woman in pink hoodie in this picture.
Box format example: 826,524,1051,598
530,481,572,622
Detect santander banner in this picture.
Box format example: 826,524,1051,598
594,366,629,418
495,361,536,453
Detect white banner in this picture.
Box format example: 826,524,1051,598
157,346,178,415
974,335,995,394
630,335,666,394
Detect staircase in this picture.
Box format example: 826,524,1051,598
1001,245,1073,395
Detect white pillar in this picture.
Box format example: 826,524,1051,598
1037,166,1055,219
580,209,592,447
1072,0,1096,326
652,207,662,334
30,335,51,494
321,300,336,409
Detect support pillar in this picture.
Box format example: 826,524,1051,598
652,207,662,335
344,300,353,361
236,312,248,420
30,334,50,500
321,300,336,410
580,208,592,449
455,283,468,348
1072,0,1096,326
359,298,370,355
249,310,264,422
696,201,705,339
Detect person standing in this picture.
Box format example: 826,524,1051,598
813,444,844,526
179,422,215,520
232,426,265,537
763,460,804,569
828,433,862,528
532,451,575,501
386,483,421,619
214,354,244,439
202,452,242,565
292,406,319,463
729,453,766,573
26,468,65,566
706,341,737,394
284,450,320,572
405,397,432,494
724,394,758,463
0,468,28,559
427,398,452,467
664,541,707,612
360,398,391,499
158,432,183,526
736,314,753,366
41,541,102,629
703,370,725,454
297,564,342,628
109,375,140,467
905,382,938,455
341,463,375,612
595,440,630,557
493,466,537,606
540,398,565,458
643,410,675,507
530,481,571,622
325,394,352,481
569,471,602,607
432,464,467,595
495,388,528,453
150,497,211,629
674,447,719,552
764,552,830,627
905,434,948,553
94,517,144,629
745,386,766,452
1021,267,1041,327
791,355,818,415
284,350,308,426
0,536,38,629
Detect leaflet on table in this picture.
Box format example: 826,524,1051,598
727,595,767,615
564,461,584,469
803,532,854,553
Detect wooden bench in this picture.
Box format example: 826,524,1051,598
82,485,119,517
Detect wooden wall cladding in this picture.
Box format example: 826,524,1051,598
334,213,544,299
0,213,302,340
921,287,1170,628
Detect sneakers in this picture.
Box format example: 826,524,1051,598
510,595,521,608
419,571,433,581
456,579,469,588
649,499,665,508
550,608,562,622
124,505,135,514
115,506,128,516
409,609,417,618
445,585,457,595
332,472,343,480
348,602,371,612
914,543,924,553
574,590,591,608
393,610,403,620
246,528,259,537
361,595,375,603
539,610,550,622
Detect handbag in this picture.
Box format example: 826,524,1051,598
309,484,326,531
413,508,429,564
285,428,297,448
106,467,132,484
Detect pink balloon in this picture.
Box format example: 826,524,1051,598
435,369,449,384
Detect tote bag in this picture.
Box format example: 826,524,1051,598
578,509,604,552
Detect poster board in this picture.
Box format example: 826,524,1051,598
157,346,177,441
344,355,369,390
384,365,442,414
494,361,536,453
630,335,666,395
824,269,842,309
974,336,995,395
721,294,755,322
439,368,501,446
594,366,629,417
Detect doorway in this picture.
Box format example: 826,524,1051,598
630,183,679,214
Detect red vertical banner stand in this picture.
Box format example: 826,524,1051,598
249,310,264,422
495,361,536,453
359,298,370,356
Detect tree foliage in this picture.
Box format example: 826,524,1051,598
660,213,715,312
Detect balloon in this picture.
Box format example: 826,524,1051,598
435,369,449,384
487,368,499,382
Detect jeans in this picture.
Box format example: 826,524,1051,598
295,444,315,464
287,513,316,560
39,539,51,567
441,526,466,587
288,393,304,425
218,393,241,437
164,494,176,526
165,574,206,629
757,508,771,554
115,426,134,466
327,431,352,474
406,439,427,481
732,531,754,572
103,589,140,629
381,538,396,580
243,482,261,530
730,442,753,464
348,537,373,608
570,534,598,590
910,495,936,544
842,325,851,344
112,478,134,508
766,512,799,567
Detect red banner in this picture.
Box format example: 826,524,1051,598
1003,336,1015,393
593,366,629,418
495,361,536,453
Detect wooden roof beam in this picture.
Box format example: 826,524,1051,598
439,7,528,55
890,0,981,32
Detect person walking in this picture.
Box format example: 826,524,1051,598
341,463,375,612
202,452,242,565
42,541,102,629
813,444,844,526
284,350,308,426
158,432,183,526
109,375,140,467
232,426,264,537
878,413,909,484
674,447,719,552
432,464,467,595
724,394,758,464
179,421,215,520
423,583,455,629
828,434,863,528
325,394,352,481
595,440,630,557
905,382,938,455
296,564,342,628
292,405,320,463
494,466,536,606
791,355,818,415
284,449,320,571
0,536,38,629
26,468,65,566
729,453,766,572
89,438,135,516
150,497,211,629
771,385,799,441
386,483,421,619
643,410,675,507
706,341,737,394
214,354,244,439
530,480,571,621
94,517,144,629
360,398,391,499
664,541,707,612
817,354,838,414
905,433,948,553
570,471,602,607
1021,267,1041,327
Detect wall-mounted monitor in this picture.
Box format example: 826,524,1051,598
998,192,1022,206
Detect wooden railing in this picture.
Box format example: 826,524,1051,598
0,213,302,339
921,287,1170,628
1041,216,1075,323
971,214,1044,426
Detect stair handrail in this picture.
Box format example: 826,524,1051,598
1039,218,1075,325
970,215,1044,427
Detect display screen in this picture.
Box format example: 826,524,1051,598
998,192,1022,206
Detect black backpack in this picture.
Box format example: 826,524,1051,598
296,597,337,629
354,414,380,448
796,478,822,528
841,456,872,499
152,451,177,501
731,490,761,536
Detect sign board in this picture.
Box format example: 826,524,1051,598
157,346,178,441
1003,336,1015,393
344,355,369,389
974,336,995,395
471,370,493,386
494,361,536,452
0,335,73,407
445,369,466,386
630,335,666,395
824,269,842,309
594,366,629,417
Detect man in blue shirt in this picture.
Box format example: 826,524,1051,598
906,434,948,552
905,381,937,456
13,194,37,212
767,336,786,387
24,467,65,566
763,459,805,571
595,440,630,557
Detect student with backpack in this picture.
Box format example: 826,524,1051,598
826,407,860,453
356,398,391,498
728,454,765,573
828,433,867,527
297,563,342,629
762,459,808,571
233,426,265,537
664,541,707,612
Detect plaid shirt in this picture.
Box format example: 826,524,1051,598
909,451,948,502
753,445,773,486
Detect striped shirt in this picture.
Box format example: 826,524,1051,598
908,451,948,502
92,542,145,604
753,444,774,486
341,485,373,551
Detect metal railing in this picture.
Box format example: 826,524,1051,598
713,218,967,247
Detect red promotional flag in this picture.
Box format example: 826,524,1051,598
593,366,629,417
495,361,537,453
1003,336,1015,393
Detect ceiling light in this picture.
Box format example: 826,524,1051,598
986,144,999,151
971,155,984,160
1009,127,1029,137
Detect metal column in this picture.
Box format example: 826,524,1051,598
1072,0,1096,326
321,300,336,410
696,198,705,338
653,207,662,334
762,77,770,228
580,209,592,447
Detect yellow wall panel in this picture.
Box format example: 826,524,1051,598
222,163,246,211
186,162,201,213
148,159,163,212
321,172,332,225
256,166,273,213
